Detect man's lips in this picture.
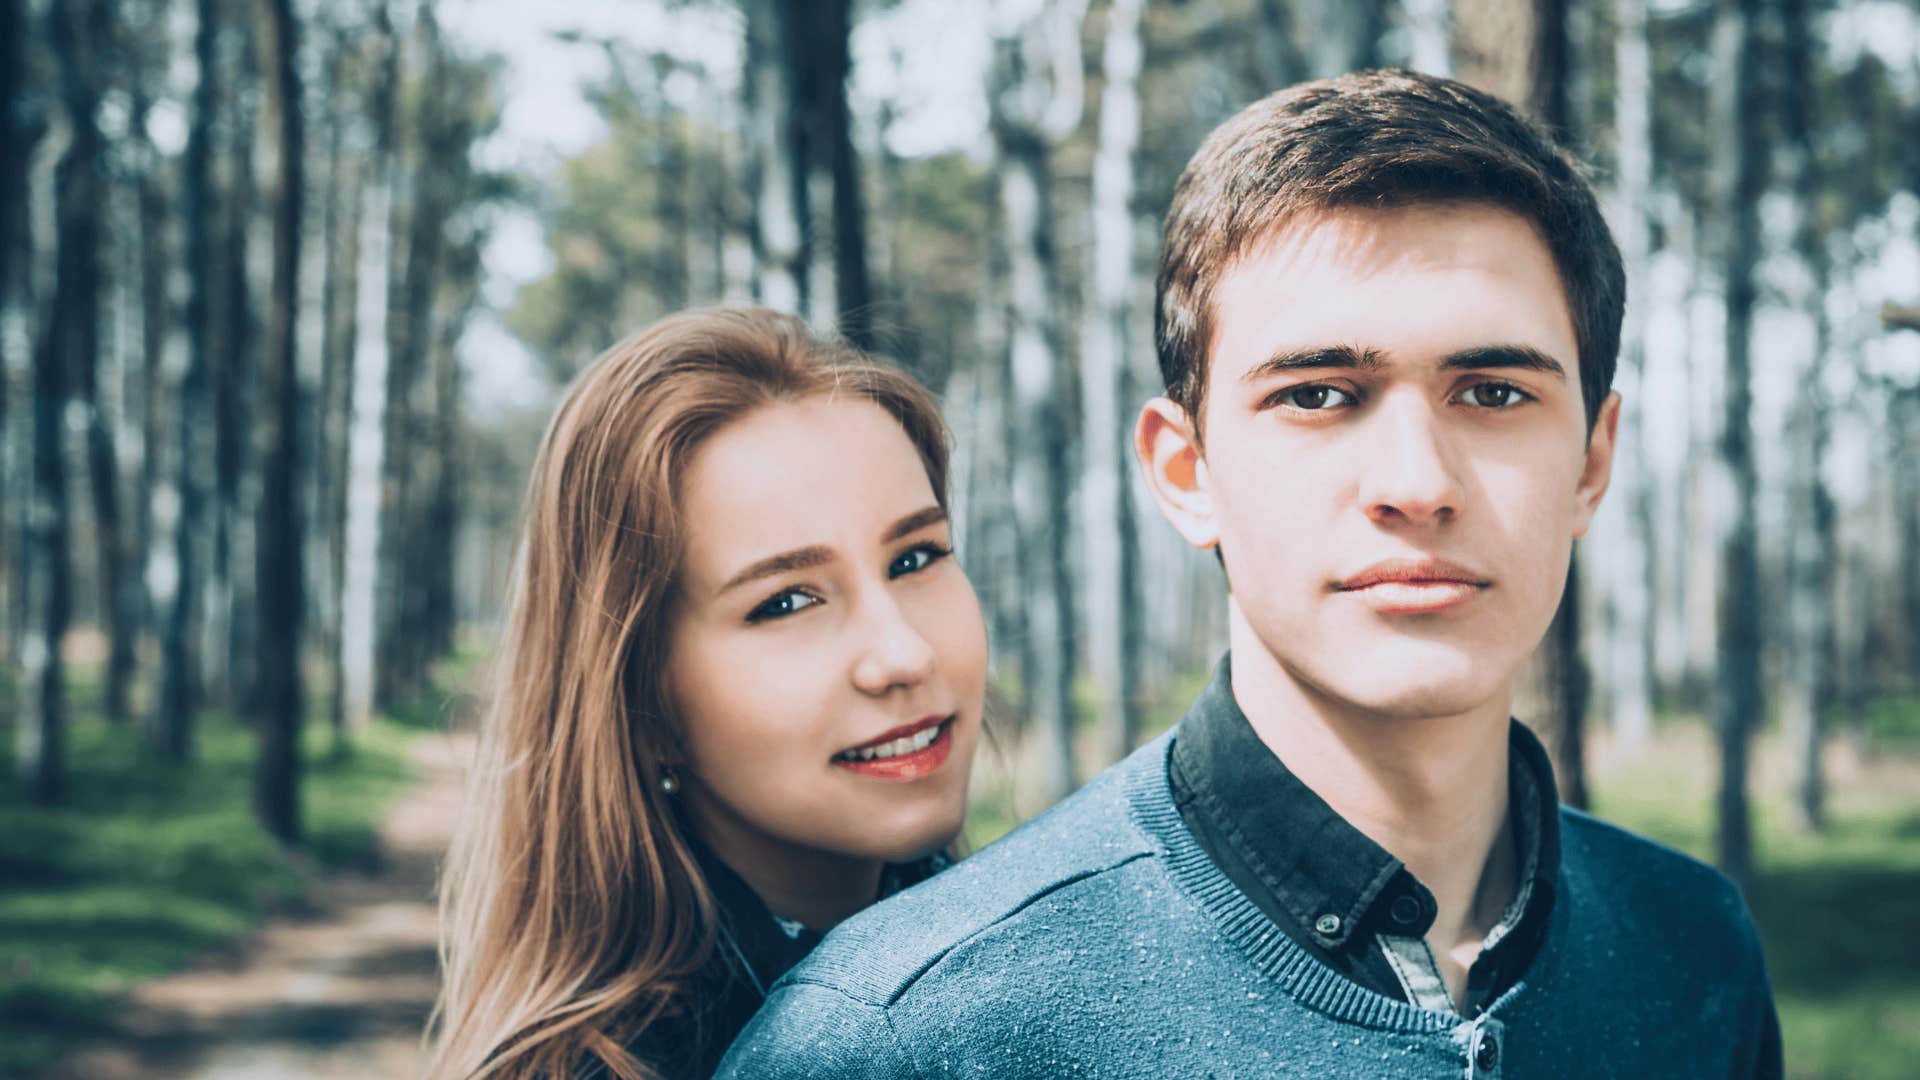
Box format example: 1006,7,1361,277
1333,557,1491,591
1333,558,1490,615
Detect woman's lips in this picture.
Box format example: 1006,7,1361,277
832,717,955,782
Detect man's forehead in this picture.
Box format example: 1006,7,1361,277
1225,200,1558,283
1206,202,1576,379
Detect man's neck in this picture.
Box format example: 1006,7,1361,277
1223,609,1517,969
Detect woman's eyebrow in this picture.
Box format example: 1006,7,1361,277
1440,344,1568,378
718,546,832,596
714,507,945,597
882,505,947,543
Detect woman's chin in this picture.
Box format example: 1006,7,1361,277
842,806,967,864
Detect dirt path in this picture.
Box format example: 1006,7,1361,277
59,729,473,1080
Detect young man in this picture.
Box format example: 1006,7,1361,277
717,69,1781,1079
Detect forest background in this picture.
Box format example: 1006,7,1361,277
1,0,1918,1077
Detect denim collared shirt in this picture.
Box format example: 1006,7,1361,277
1168,653,1561,1018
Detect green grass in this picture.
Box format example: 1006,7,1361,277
0,674,427,1078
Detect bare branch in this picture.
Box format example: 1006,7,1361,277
1881,302,1920,332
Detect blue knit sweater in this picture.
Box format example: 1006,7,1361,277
717,731,1780,1078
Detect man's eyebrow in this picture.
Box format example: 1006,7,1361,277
716,506,947,596
1440,345,1568,379
718,546,832,596
1243,345,1386,382
883,505,947,543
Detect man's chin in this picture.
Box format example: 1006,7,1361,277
1323,682,1506,721
1291,650,1511,721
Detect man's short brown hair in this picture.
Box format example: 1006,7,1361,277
1154,68,1624,438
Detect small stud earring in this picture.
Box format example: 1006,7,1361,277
660,770,680,795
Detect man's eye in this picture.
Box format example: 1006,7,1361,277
1458,381,1533,409
1281,384,1356,410
747,589,820,623
889,543,951,579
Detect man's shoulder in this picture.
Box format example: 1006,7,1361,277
781,734,1171,1008
1556,805,1764,959
1558,805,1736,897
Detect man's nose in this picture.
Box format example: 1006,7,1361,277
1355,394,1465,527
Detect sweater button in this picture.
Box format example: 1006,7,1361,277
1314,913,1341,936
1474,1032,1499,1071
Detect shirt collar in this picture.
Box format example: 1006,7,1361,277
1170,652,1560,952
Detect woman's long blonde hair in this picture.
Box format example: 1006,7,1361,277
427,308,952,1080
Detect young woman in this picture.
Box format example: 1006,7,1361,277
427,308,988,1080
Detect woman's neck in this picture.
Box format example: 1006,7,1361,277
681,797,885,932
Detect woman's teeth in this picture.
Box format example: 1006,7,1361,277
842,721,943,762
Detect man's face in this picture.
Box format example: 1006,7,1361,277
1139,202,1618,719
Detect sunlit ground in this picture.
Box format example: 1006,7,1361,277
0,668,428,1078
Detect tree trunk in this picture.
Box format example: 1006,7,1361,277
1452,0,1534,107
1605,0,1656,751
790,0,871,347
0,0,25,666
339,2,400,736
22,0,112,802
962,168,1033,731
1083,0,1147,767
53,0,132,727
1252,0,1306,90
314,25,357,745
1529,0,1570,135
989,0,1085,805
253,0,305,843
1780,0,1833,831
421,241,479,663
1895,388,1920,696
129,0,171,735
158,0,222,760
377,6,450,712
742,0,805,315
1542,564,1589,808
209,12,259,711
1710,0,1766,893
22,283,72,803
1300,0,1387,78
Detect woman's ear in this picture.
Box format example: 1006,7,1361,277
1135,398,1219,551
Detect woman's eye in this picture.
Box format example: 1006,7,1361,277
1458,381,1532,409
1281,384,1356,411
889,543,951,579
747,589,820,623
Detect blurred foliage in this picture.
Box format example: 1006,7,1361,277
0,673,422,1077
506,94,719,380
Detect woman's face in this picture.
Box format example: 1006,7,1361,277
665,396,987,873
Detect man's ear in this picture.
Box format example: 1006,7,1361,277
1571,391,1621,539
1135,397,1219,551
